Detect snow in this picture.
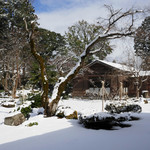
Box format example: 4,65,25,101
0,98,150,150
44,75,48,81
56,105,75,116
90,59,132,72
139,71,150,76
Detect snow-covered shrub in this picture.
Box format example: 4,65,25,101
105,102,142,114
56,106,78,119
79,113,115,130
79,112,139,130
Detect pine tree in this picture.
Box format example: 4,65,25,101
134,16,150,56
0,0,36,96
134,16,150,69
37,28,66,61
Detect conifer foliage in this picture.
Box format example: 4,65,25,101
0,0,36,97
134,16,150,57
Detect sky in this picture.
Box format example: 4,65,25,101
32,0,150,62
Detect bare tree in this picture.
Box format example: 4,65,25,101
123,48,149,99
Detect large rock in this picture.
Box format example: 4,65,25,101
4,113,26,126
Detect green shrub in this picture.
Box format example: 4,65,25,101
26,122,38,127
21,106,32,119
17,107,20,111
27,93,42,108
105,103,142,114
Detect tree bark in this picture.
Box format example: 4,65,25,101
12,73,19,98
12,50,20,98
29,23,49,115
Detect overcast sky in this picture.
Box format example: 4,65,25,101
33,0,150,62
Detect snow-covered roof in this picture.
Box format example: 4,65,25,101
88,59,132,72
139,71,150,76
88,59,150,77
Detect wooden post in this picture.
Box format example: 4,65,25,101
101,81,105,112
136,84,139,99
119,82,123,100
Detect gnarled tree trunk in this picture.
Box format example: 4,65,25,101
28,23,49,115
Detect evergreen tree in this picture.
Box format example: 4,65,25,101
0,0,36,95
134,16,150,57
37,28,66,61
29,28,66,92
134,16,150,69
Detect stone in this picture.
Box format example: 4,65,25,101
4,113,26,126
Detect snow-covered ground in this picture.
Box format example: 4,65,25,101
0,98,150,150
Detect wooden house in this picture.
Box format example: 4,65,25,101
71,60,150,98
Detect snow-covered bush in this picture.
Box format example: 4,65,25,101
79,112,139,130
79,113,115,130
56,106,78,119
105,102,142,114
79,101,142,130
